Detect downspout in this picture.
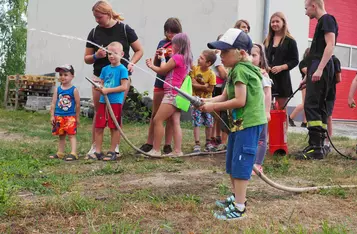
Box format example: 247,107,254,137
263,0,270,41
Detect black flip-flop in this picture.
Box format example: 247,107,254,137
102,151,117,161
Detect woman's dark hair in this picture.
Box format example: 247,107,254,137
164,17,182,34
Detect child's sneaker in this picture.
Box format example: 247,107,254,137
216,195,248,208
288,116,296,127
87,143,96,156
172,151,184,157
163,145,173,155
215,194,235,208
136,143,153,154
204,143,215,152
193,145,201,153
214,203,247,221
115,144,120,155
147,149,162,157
217,144,227,151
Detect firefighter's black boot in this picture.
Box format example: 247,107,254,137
296,130,325,160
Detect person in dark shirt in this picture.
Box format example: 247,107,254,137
323,55,342,153
137,18,183,156
289,48,310,128
84,1,144,157
297,0,338,160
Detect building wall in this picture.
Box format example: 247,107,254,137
26,0,308,107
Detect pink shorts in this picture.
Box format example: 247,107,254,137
161,93,178,108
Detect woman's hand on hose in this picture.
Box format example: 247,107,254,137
96,48,107,59
127,62,134,73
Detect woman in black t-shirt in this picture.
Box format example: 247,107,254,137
264,12,299,110
84,1,143,156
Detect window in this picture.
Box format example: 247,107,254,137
308,39,357,70
352,48,357,69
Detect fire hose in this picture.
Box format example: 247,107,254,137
76,36,357,193
86,77,357,193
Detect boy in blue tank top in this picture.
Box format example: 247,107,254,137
49,64,80,161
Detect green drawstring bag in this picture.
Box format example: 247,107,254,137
175,75,192,112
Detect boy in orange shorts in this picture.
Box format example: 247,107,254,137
50,64,80,161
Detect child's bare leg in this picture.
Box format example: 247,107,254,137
147,91,164,145
205,127,213,141
327,116,333,137
91,87,101,144
165,118,174,146
233,179,249,205
110,128,120,152
222,132,228,144
230,175,236,193
171,110,182,153
152,104,176,151
58,135,66,153
95,128,104,153
68,135,77,154
193,127,200,143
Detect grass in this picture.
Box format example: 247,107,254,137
0,108,356,233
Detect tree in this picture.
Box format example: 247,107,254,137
0,0,28,104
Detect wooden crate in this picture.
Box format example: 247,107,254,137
4,74,57,110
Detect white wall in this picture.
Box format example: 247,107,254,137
26,0,309,106
26,0,238,98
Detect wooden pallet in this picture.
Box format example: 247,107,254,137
4,74,57,110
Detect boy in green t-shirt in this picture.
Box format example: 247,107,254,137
201,28,267,220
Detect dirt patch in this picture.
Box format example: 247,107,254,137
0,130,23,141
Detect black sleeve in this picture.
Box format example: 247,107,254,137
286,38,299,70
322,15,337,34
86,28,95,48
125,24,139,44
333,56,342,73
299,59,307,77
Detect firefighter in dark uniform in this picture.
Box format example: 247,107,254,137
297,0,338,160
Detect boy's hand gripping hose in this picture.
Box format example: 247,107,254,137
86,77,357,193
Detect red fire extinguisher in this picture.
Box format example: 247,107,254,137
268,98,288,155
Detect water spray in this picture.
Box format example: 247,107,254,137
33,28,357,193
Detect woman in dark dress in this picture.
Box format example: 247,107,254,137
264,12,299,111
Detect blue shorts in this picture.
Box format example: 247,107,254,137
191,109,214,127
226,125,264,180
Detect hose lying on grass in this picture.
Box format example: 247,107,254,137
104,95,357,193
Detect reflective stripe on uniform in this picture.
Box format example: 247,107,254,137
307,121,327,129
